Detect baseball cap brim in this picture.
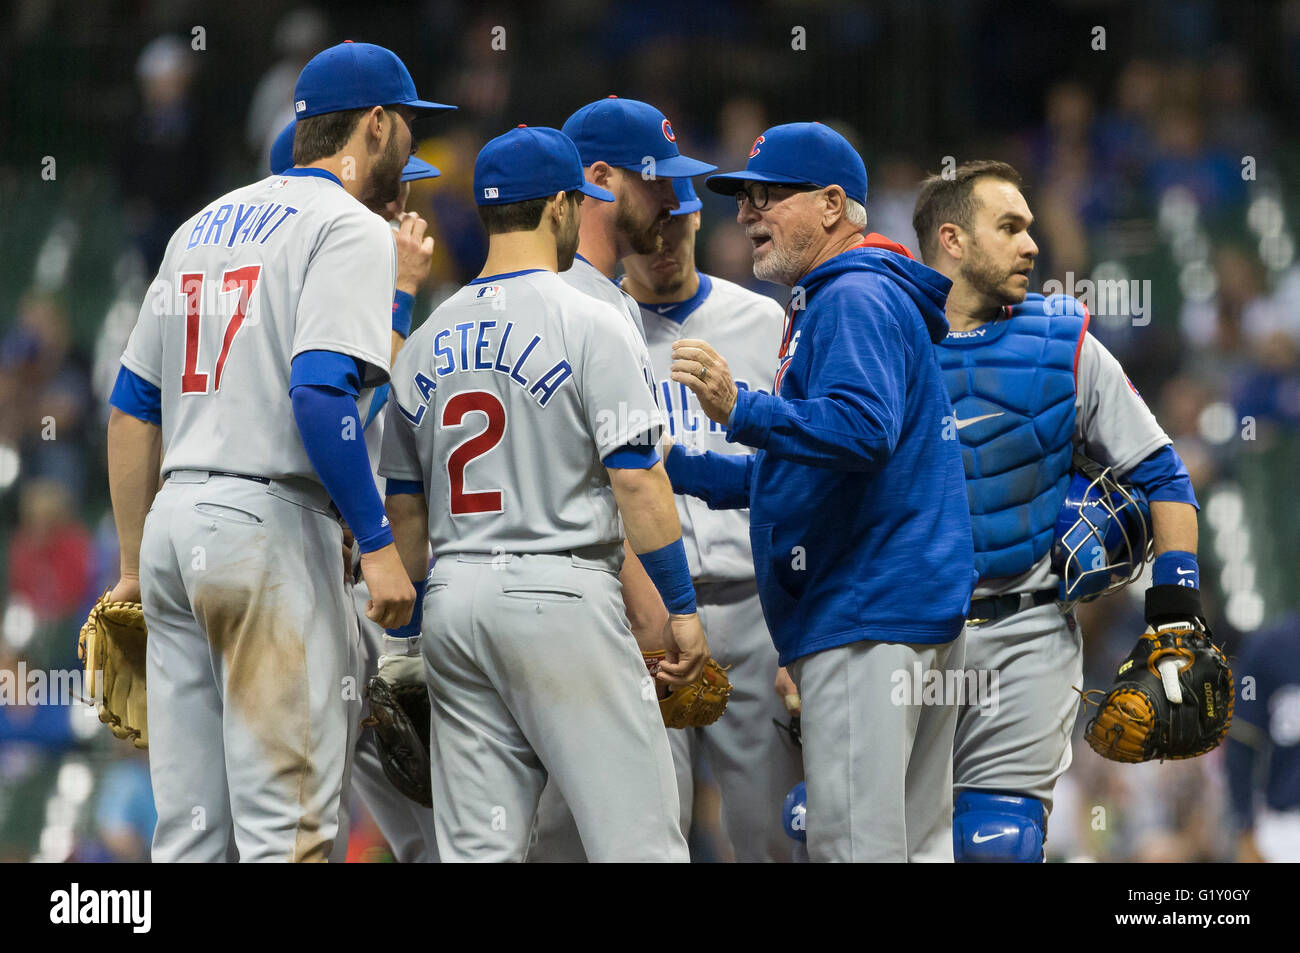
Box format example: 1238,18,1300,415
403,99,457,115
671,197,703,215
401,156,440,181
578,182,615,202
610,154,718,178
705,169,814,195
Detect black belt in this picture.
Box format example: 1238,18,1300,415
967,589,1057,626
207,470,271,485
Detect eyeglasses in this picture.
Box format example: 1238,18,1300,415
735,182,819,211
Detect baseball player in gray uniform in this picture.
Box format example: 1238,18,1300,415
911,160,1202,861
528,98,717,861
271,117,442,862
623,177,802,861
105,42,452,861
379,125,710,863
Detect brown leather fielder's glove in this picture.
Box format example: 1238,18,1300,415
1085,622,1233,763
78,590,149,749
364,664,432,808
643,650,733,729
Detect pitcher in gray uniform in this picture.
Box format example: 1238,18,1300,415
380,125,710,862
271,117,445,862
911,160,1203,861
105,43,451,861
624,177,801,861
529,98,717,861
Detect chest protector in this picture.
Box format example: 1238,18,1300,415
935,294,1088,581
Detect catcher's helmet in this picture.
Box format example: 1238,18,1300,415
1051,467,1152,607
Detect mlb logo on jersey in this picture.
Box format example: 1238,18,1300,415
483,187,499,199
476,285,502,299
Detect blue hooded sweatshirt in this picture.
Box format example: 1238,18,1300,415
667,237,978,666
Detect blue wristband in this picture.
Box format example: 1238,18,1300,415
1152,550,1199,590
392,291,414,339
385,577,427,639
637,538,696,615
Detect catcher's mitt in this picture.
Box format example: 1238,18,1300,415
364,666,432,808
1085,622,1233,763
78,589,149,749
643,650,733,729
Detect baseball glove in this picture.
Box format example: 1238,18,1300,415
643,650,733,729
77,590,149,749
364,658,432,807
1085,621,1233,763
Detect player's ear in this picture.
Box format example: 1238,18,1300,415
820,185,846,229
546,191,566,229
588,161,612,189
363,105,386,145
937,222,964,261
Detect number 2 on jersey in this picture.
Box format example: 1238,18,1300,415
178,265,262,394
443,391,507,516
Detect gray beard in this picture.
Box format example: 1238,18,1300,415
754,226,816,286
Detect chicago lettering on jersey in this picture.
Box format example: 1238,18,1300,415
657,377,758,437
185,201,300,250
400,318,573,425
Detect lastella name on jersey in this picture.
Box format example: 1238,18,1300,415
397,309,575,425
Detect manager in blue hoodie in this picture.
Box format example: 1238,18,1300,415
666,123,977,861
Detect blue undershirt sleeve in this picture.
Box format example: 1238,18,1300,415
289,351,393,552
108,365,162,426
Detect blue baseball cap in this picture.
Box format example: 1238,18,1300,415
474,125,615,207
561,96,716,179
293,41,455,119
269,119,440,180
670,177,703,216
706,122,868,206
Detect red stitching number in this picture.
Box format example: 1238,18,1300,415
442,391,506,516
177,265,262,395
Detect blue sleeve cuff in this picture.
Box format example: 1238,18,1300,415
109,365,161,426
603,442,661,470
725,386,771,447
290,350,364,397
1125,445,1199,508
385,577,427,638
392,291,414,339
637,538,696,614
385,478,424,496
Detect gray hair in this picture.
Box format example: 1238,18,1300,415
844,197,868,230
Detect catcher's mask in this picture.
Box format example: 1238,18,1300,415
1051,467,1152,608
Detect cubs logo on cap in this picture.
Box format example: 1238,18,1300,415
707,122,868,206
561,97,715,178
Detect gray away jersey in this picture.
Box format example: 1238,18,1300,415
637,275,785,582
979,332,1171,598
379,270,664,556
120,172,395,481
561,255,655,391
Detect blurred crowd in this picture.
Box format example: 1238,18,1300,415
1,0,1298,862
